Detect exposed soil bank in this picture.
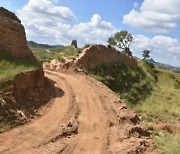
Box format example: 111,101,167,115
0,69,54,132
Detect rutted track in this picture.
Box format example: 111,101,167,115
0,71,154,154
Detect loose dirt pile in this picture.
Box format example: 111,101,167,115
0,70,156,153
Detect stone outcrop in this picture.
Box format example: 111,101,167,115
0,7,21,23
71,40,77,48
0,7,33,58
74,45,138,69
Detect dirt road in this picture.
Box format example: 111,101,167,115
0,71,154,154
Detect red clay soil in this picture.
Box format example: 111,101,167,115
0,70,156,154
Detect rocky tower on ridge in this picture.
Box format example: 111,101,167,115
0,7,34,58
71,40,78,48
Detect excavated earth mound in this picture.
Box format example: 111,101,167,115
74,45,138,69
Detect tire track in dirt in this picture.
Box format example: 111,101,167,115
0,72,79,153
0,70,155,154
58,72,110,154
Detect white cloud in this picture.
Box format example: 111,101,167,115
18,0,77,22
131,35,180,66
18,1,116,46
123,0,180,33
133,2,138,8
132,35,180,54
17,0,75,45
68,14,117,45
89,14,114,30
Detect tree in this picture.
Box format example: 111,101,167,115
108,30,133,56
142,49,151,60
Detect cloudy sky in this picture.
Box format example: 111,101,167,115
0,0,180,67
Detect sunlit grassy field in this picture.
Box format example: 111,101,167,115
134,69,180,123
154,131,180,154
31,46,82,62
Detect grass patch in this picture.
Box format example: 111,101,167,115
0,51,40,83
133,69,180,123
32,46,82,62
50,46,82,57
32,48,64,62
133,70,180,154
154,131,180,154
90,61,157,104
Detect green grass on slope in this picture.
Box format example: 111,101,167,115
50,46,82,57
133,69,180,154
32,48,64,62
90,61,180,123
154,131,180,154
32,46,82,62
133,69,180,123
0,51,40,83
90,61,157,104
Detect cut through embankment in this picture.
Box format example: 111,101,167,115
0,70,155,153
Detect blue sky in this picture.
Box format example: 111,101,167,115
0,0,180,67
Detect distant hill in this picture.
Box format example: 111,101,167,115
28,41,64,49
146,58,180,73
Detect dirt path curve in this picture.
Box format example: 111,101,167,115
0,70,154,154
